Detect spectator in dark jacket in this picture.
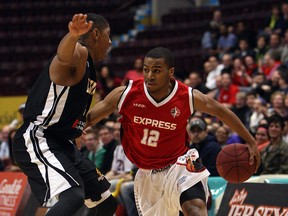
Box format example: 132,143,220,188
188,117,222,176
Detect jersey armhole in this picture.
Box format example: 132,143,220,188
118,80,133,111
189,87,194,115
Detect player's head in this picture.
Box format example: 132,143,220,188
80,13,111,61
143,47,175,94
145,47,174,69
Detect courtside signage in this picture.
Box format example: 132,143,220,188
217,183,288,216
0,172,28,216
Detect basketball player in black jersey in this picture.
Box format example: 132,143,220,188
12,13,117,216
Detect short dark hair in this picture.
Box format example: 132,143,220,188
87,13,109,32
268,114,285,129
80,13,109,40
145,47,174,69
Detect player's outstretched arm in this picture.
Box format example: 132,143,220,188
50,14,93,86
193,89,260,171
86,86,126,127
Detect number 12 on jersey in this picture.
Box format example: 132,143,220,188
140,128,160,147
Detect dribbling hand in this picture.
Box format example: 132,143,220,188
68,14,93,37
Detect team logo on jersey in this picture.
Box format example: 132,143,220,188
86,78,97,95
170,107,180,118
133,103,146,108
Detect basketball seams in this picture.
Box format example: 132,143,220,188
216,144,254,183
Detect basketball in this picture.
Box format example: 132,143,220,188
216,144,255,183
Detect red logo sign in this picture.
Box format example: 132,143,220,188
0,172,28,216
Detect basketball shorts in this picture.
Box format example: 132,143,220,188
134,149,210,216
12,122,111,207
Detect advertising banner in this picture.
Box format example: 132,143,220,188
217,182,288,216
0,172,29,216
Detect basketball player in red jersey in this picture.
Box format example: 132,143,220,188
86,47,260,216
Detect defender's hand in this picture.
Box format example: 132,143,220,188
68,14,93,37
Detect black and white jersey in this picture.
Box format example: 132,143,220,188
22,54,97,140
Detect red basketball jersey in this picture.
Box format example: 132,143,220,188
118,79,194,169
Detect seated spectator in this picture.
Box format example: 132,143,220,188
188,117,221,176
217,72,239,109
249,97,267,134
269,91,288,118
98,125,118,175
255,124,270,152
215,126,229,147
261,114,288,174
244,55,258,77
118,164,139,216
280,29,288,64
121,56,143,85
217,24,238,58
234,21,256,49
105,122,133,191
262,5,282,36
83,127,104,167
259,51,281,79
277,65,288,94
234,39,255,60
254,35,268,64
205,55,224,90
231,57,252,87
0,125,11,170
187,71,210,94
283,116,288,144
231,91,251,127
97,65,122,99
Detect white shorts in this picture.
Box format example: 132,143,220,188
134,149,210,216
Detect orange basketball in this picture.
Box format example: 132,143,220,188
216,144,255,183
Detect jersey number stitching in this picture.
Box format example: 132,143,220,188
141,128,160,147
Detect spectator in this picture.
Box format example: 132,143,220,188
97,65,122,99
234,21,256,48
118,164,139,216
234,39,255,60
231,91,251,126
121,56,143,85
244,55,258,77
262,5,282,36
215,126,229,147
217,24,238,58
205,55,224,90
217,72,239,108
280,29,288,64
260,51,281,79
83,127,104,168
188,117,221,176
279,2,288,36
187,71,210,94
105,122,133,191
98,125,118,175
0,125,11,170
254,35,268,64
249,98,267,134
269,91,287,118
255,124,270,152
267,33,283,57
277,65,288,94
261,114,288,174
231,57,252,87
283,116,288,144
210,9,223,30
222,53,234,72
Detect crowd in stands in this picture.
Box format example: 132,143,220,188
1,3,288,215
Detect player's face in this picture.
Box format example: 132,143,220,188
143,57,173,95
95,26,111,61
